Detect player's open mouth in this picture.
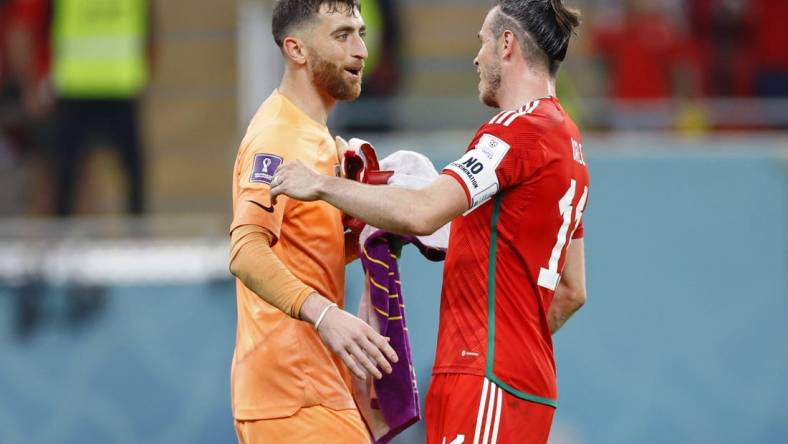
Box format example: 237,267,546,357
345,68,362,80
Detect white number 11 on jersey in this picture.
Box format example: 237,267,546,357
538,179,588,291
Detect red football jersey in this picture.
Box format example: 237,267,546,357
437,97,589,408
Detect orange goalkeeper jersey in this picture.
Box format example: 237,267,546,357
230,90,354,420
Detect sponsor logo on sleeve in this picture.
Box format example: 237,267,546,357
445,134,510,211
249,154,283,185
247,200,274,213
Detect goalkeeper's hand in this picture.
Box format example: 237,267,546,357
301,293,398,380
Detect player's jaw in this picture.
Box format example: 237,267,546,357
477,55,502,108
309,52,364,101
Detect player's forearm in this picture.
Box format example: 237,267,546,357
229,225,315,319
548,284,586,334
319,176,432,236
548,304,577,334
299,292,338,325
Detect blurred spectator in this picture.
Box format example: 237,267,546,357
0,0,26,215
358,0,400,99
6,0,51,118
688,0,752,97
335,0,401,132
51,0,153,216
591,0,700,100
0,0,51,215
1,0,51,338
748,0,788,97
5,0,154,338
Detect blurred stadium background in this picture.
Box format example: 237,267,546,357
0,0,786,443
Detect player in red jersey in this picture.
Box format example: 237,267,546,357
270,1,586,443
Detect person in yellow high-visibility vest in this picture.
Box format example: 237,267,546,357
51,0,151,216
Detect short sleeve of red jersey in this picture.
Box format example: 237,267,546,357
442,121,545,211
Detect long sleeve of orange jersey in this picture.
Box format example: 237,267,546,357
229,225,315,319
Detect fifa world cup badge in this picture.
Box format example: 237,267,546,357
250,154,283,185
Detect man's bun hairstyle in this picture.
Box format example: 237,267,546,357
493,0,581,74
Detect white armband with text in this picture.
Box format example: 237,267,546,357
443,133,511,212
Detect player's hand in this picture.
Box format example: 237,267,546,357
316,306,399,380
270,160,325,203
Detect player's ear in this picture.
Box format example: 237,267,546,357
500,30,516,60
282,36,308,65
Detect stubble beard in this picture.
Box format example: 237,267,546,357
480,57,502,108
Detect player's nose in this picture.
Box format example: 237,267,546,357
352,34,368,61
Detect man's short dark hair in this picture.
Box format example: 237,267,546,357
491,0,581,75
272,0,361,48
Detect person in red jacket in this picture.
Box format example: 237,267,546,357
3,0,51,120
592,0,698,101
749,0,788,97
688,0,752,97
